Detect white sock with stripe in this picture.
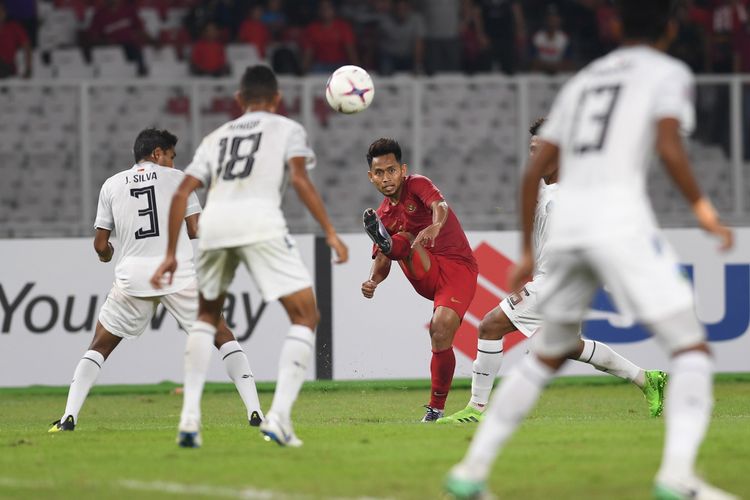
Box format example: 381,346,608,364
219,340,263,420
268,325,315,422
62,350,105,424
577,339,644,387
470,339,504,409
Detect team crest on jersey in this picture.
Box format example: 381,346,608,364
406,203,416,213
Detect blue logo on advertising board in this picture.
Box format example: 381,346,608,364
583,265,749,343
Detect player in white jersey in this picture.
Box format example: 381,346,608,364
151,66,349,448
49,129,263,433
439,118,666,425
446,1,736,499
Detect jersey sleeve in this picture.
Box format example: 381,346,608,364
538,80,572,146
652,65,696,136
410,176,444,207
93,182,114,230
184,137,214,186
286,123,316,170
185,192,202,217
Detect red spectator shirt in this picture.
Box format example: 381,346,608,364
89,5,144,45
191,40,226,73
238,19,269,58
375,175,477,271
0,20,28,68
304,19,354,64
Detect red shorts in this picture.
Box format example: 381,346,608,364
398,250,478,321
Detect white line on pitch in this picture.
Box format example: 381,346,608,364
117,479,393,500
0,477,54,489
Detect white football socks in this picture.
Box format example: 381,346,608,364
577,339,644,387
458,355,554,481
62,350,105,424
268,325,315,422
470,339,504,409
218,340,262,420
179,321,216,429
657,351,713,484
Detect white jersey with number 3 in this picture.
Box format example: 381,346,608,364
94,162,202,297
539,46,695,249
184,111,315,251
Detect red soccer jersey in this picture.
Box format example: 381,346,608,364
375,175,478,271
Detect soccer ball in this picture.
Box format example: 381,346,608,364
325,65,374,114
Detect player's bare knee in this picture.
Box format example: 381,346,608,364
197,294,224,326
292,306,319,330
88,322,121,360
213,320,236,347
478,316,505,340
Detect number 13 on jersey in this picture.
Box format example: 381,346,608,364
570,84,622,155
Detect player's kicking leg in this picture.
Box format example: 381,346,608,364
259,287,319,447
49,322,122,432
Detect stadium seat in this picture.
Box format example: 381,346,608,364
92,46,137,79
144,46,188,79
52,48,93,79
227,44,263,77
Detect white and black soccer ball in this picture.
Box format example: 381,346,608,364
325,65,374,114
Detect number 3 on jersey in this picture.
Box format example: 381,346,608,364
217,133,262,180
570,84,621,155
130,185,159,239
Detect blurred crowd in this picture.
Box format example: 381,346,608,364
0,0,749,78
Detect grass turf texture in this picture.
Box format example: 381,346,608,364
1,375,749,499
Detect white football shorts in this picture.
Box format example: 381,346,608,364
535,232,696,355
197,235,312,302
499,277,547,338
98,280,198,339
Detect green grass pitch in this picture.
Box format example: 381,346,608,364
1,375,749,499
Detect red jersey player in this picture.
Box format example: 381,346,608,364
361,138,478,422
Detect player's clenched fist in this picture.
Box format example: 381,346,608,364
361,279,378,298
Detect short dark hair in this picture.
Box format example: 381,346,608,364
367,138,402,167
618,0,677,41
133,128,178,163
240,65,279,103
529,117,547,136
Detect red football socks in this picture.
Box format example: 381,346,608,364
387,233,412,260
429,347,456,410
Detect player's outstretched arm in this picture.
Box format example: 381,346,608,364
412,200,449,248
510,140,559,291
93,228,114,263
656,118,733,250
362,252,391,299
150,176,203,289
288,156,349,264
